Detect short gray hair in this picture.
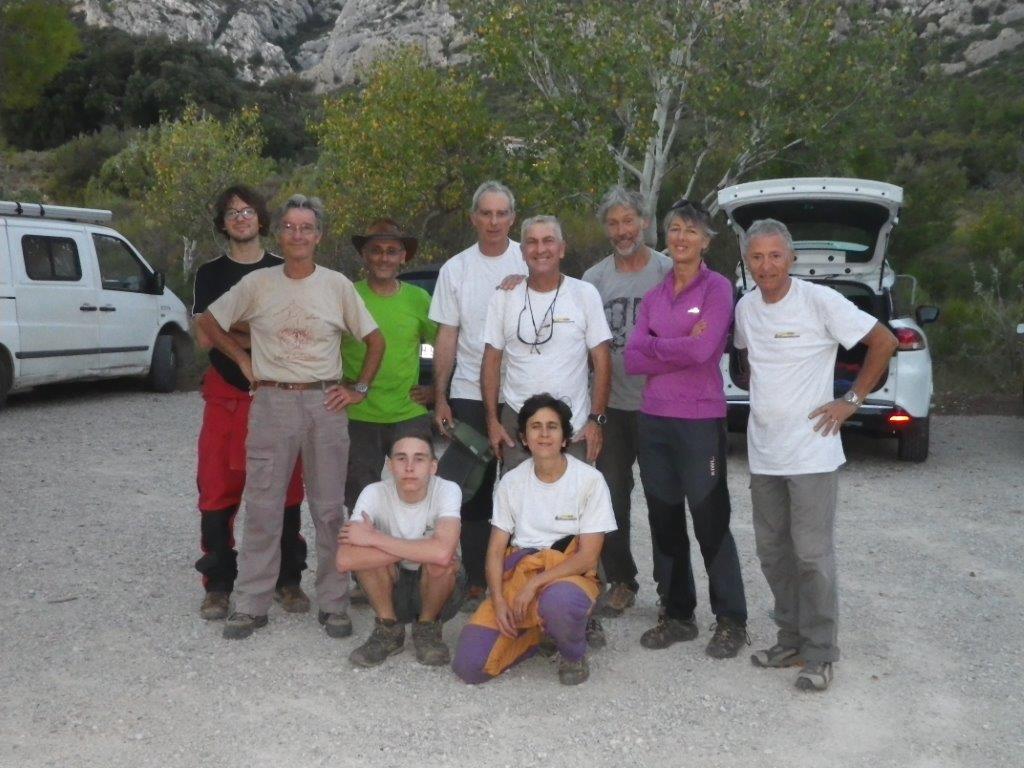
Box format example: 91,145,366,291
277,194,325,233
662,201,717,239
470,180,516,214
743,218,794,256
597,186,647,223
520,215,563,243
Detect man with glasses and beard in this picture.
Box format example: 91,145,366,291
481,215,612,473
191,185,309,622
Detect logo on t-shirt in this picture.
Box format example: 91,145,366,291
774,331,800,339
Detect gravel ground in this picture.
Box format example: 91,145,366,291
1,387,1021,768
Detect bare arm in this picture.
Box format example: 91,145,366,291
482,344,515,459
337,518,460,570
432,323,458,433
324,328,385,412
196,311,253,383
484,526,516,638
509,533,605,623
581,341,611,461
810,322,898,435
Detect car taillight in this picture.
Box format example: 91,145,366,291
894,327,925,351
888,411,912,425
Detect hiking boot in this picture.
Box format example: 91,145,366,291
200,591,230,621
349,581,368,606
459,584,486,614
537,635,557,658
751,644,803,669
411,620,450,666
640,616,699,649
595,582,637,618
557,655,590,686
705,617,750,659
222,612,267,640
274,584,311,614
349,618,406,667
586,617,607,650
317,610,353,639
795,661,834,691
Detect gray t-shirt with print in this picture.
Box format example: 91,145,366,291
582,250,673,411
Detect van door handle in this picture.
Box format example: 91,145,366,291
80,304,98,312
99,305,117,312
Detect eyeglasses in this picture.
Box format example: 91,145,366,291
225,207,257,221
280,223,318,237
516,276,563,354
366,247,405,258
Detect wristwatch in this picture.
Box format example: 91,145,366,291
841,390,862,406
353,382,369,396
588,413,607,426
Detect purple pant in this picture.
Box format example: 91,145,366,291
452,552,594,684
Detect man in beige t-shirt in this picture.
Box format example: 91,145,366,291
198,194,385,641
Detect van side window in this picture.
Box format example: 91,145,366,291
94,234,149,292
22,235,82,281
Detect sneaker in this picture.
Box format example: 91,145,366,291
274,584,311,614
705,617,750,659
640,616,699,649
750,644,803,669
222,612,267,640
795,661,834,691
200,591,230,621
459,585,486,614
586,617,607,650
411,620,450,666
317,610,353,639
557,655,590,686
594,582,637,618
349,618,406,667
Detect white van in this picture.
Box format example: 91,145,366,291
717,178,940,462
0,201,190,407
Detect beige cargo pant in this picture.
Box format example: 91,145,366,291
233,387,350,617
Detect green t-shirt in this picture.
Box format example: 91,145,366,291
342,280,437,424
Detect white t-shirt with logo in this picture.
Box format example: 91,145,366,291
349,476,462,570
491,455,617,550
734,278,877,475
482,276,612,435
207,264,377,383
428,241,526,401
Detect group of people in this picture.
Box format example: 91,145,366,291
190,179,897,691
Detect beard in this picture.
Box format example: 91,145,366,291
229,232,259,245
612,237,644,258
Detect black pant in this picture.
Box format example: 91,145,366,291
450,398,498,589
637,414,747,623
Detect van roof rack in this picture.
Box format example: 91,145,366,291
0,200,113,225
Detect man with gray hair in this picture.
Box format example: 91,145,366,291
482,215,612,472
429,180,525,611
197,194,385,640
734,218,896,691
583,186,673,618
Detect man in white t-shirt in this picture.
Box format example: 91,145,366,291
482,215,612,472
337,434,463,667
733,218,897,692
429,180,526,610
198,195,384,642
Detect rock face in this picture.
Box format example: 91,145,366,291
72,0,1024,89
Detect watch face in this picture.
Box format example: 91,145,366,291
354,383,368,394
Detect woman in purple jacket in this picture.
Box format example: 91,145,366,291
624,199,748,660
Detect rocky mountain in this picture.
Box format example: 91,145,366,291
72,0,1023,88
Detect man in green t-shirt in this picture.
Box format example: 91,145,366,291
342,219,437,512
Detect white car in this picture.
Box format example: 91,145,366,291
0,200,191,407
717,178,939,462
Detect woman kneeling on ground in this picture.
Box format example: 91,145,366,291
452,393,616,686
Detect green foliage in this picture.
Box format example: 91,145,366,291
45,127,133,204
313,48,506,260
0,0,80,112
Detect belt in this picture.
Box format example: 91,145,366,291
252,380,342,391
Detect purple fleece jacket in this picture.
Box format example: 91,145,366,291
623,262,732,419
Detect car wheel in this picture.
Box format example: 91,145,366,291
897,416,929,463
147,334,178,393
0,354,11,409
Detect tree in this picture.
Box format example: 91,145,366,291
0,0,79,113
455,0,915,231
105,105,276,277
313,47,506,259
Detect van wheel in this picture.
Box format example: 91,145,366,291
147,334,178,393
0,355,11,408
897,417,929,462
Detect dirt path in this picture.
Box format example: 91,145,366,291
1,389,1020,768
